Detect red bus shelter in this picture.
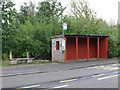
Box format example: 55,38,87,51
51,34,109,63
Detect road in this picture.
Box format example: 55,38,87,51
2,62,119,89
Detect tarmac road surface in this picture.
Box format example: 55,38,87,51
2,59,119,89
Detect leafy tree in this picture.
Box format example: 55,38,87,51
69,0,119,58
18,2,35,24
2,1,20,59
36,0,66,20
16,17,62,59
28,2,35,17
69,0,102,34
18,2,29,24
2,1,18,35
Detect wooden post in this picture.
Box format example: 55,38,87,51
10,52,12,60
27,52,29,59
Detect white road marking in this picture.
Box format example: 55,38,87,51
105,67,118,70
98,75,118,80
88,64,118,70
112,64,117,66
8,74,16,76
53,85,69,88
88,66,99,69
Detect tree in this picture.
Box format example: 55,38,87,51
36,0,66,21
28,2,35,17
2,1,20,59
69,0,102,34
2,1,19,35
18,2,35,24
69,0,119,58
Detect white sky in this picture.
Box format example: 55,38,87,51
12,0,120,25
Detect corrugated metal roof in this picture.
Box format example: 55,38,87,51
51,34,109,39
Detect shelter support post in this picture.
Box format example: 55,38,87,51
97,37,99,60
64,37,67,63
76,37,78,62
105,37,108,58
87,37,89,61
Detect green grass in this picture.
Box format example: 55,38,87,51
1,60,11,66
0,60,2,66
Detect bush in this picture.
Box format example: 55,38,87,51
2,53,9,60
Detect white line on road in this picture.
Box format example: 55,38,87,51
53,85,69,88
8,74,16,76
98,74,118,80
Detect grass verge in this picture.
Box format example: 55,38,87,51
2,59,53,66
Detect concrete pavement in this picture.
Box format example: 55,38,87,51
1,58,118,77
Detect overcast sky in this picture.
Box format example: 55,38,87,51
12,0,120,25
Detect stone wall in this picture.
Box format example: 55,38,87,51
52,38,62,62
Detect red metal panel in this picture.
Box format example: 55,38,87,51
78,38,87,59
97,37,99,59
67,38,76,60
99,38,108,58
89,38,97,58
99,38,104,58
87,37,89,61
64,37,67,63
76,37,78,62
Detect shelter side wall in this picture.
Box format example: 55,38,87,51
78,38,87,59
52,38,62,62
67,38,76,60
99,38,108,58
89,38,97,58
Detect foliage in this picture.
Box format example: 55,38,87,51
2,53,8,60
18,2,35,24
16,17,62,59
36,0,66,20
2,1,20,59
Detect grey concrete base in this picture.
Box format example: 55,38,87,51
67,58,106,63
11,61,17,64
27,60,32,63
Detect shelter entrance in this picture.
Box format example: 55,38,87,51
64,35,108,63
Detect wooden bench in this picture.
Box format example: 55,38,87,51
10,58,34,64
9,52,34,64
